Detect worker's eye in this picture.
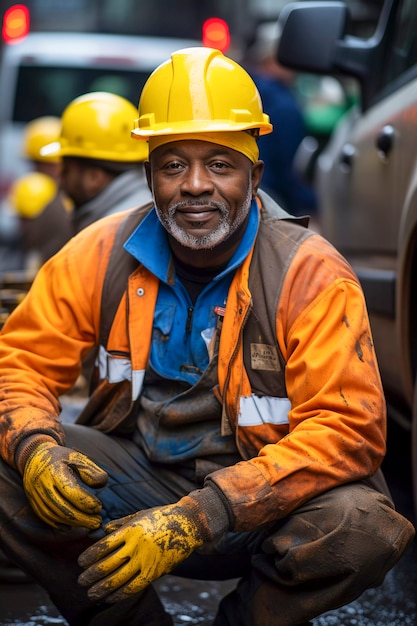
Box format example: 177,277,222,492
163,161,184,172
210,160,231,171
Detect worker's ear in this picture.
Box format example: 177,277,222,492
144,160,152,192
251,160,264,197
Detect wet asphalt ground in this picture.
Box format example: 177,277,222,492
0,400,416,626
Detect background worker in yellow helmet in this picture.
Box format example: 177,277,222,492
16,116,73,269
0,116,72,271
40,91,151,233
7,172,60,271
22,116,63,180
0,47,414,626
9,173,57,220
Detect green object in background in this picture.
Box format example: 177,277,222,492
295,73,359,137
304,103,350,136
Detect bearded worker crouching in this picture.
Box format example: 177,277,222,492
0,46,414,626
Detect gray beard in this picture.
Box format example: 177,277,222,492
155,179,253,250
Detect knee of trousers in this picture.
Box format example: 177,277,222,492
259,482,415,588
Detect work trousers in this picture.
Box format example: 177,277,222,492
0,423,414,626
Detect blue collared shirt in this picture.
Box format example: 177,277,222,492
124,200,260,385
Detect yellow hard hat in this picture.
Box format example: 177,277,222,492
9,172,57,219
41,92,148,162
132,47,273,139
22,117,62,164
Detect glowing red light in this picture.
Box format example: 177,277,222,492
2,4,30,44
202,17,230,53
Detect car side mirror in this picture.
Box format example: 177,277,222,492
278,1,349,73
277,1,390,111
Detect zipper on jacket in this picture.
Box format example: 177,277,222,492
186,306,194,333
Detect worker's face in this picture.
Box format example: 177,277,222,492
33,160,62,181
146,140,263,250
59,158,89,207
60,158,109,208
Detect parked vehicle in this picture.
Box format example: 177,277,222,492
0,32,199,200
277,0,417,513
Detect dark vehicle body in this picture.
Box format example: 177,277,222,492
277,0,417,511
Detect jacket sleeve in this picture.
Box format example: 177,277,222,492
0,216,118,469
206,233,387,531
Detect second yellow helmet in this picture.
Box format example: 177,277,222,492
42,92,148,162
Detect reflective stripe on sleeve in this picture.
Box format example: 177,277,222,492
238,395,290,427
97,345,144,400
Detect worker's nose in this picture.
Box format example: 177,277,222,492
180,163,213,196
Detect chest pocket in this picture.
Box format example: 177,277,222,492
152,304,176,358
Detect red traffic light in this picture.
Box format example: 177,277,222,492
202,17,230,53
2,4,30,44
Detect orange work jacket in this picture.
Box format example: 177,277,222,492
0,195,387,530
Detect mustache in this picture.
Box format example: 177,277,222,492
167,200,228,217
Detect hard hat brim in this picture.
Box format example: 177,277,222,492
131,119,273,140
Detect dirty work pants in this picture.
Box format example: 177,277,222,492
0,423,414,626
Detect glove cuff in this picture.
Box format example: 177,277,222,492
181,486,231,542
15,435,58,476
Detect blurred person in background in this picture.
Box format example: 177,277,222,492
40,92,151,396
18,116,73,269
40,91,151,234
0,116,72,272
2,118,73,326
22,116,62,181
245,21,318,218
7,171,65,272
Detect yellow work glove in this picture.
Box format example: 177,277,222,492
78,495,208,603
23,441,108,529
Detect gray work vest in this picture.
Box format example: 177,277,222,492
76,191,312,432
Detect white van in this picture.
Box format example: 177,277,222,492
0,32,199,201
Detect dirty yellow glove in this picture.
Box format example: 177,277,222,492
23,441,108,529
78,495,209,603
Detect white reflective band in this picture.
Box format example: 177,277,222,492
132,369,145,401
238,395,291,427
97,346,145,401
98,346,132,383
107,356,131,383
97,345,110,378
